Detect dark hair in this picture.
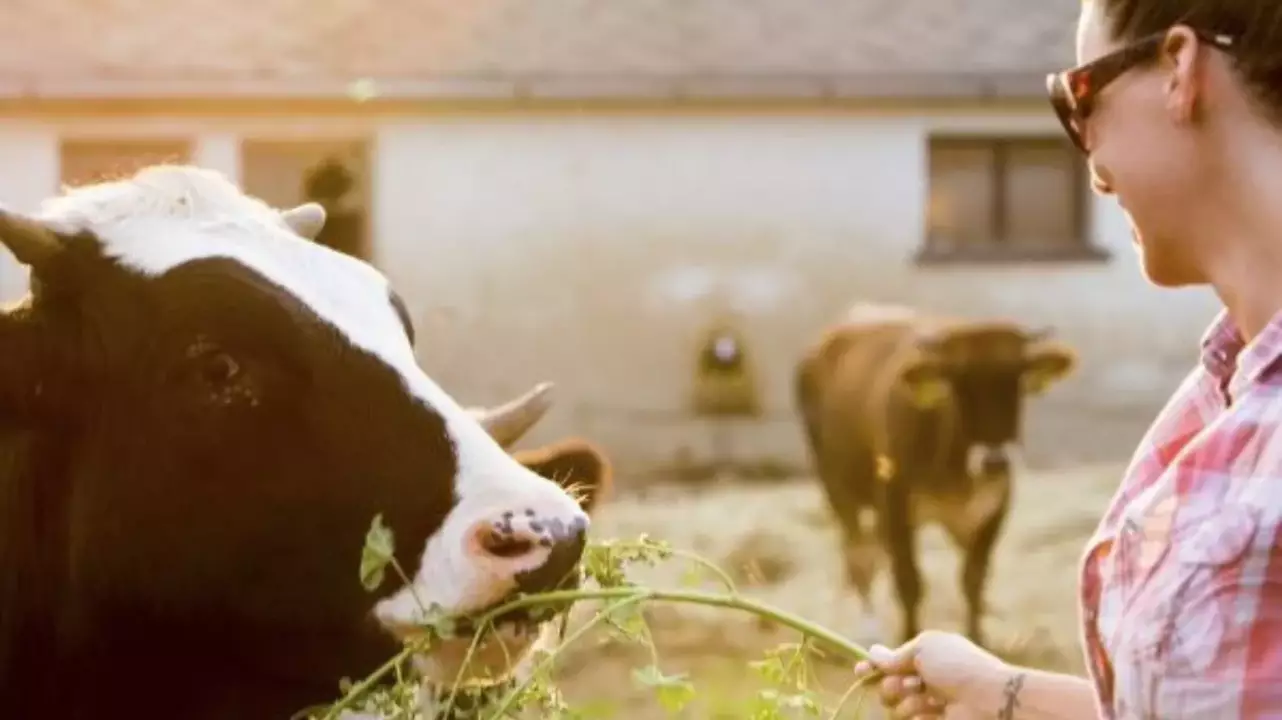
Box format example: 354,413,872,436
1098,0,1282,120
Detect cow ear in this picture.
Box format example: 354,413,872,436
1023,342,1076,395
512,438,612,514
901,356,949,409
468,382,555,449
279,202,327,240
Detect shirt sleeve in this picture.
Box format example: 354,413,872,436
1151,513,1282,718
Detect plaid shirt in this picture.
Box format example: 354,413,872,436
1078,309,1282,719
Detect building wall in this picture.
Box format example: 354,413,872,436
0,106,1222,478
372,109,1220,474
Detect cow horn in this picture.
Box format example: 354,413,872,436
280,202,327,240
471,382,555,448
1025,326,1055,343
0,208,63,268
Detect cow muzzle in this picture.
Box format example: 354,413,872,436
966,443,1013,481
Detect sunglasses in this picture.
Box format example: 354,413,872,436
1046,28,1236,153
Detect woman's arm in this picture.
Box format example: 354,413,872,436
857,633,1105,720
969,665,1103,720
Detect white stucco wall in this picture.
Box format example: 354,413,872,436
0,108,1223,476
371,110,1221,472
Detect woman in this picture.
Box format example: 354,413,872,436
855,0,1282,718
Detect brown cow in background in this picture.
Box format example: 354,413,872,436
794,303,1076,647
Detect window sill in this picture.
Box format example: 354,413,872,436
912,243,1112,267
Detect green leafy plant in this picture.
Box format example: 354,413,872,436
305,518,881,719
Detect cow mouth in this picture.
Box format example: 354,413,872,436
449,595,570,637
386,591,577,642
449,565,585,636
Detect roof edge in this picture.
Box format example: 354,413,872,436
0,72,1055,102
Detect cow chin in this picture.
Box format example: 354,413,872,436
412,621,556,687
374,584,556,689
376,588,562,684
409,624,557,719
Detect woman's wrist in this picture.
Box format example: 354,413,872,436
966,662,1028,716
965,663,1100,720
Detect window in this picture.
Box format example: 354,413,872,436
240,139,372,260
919,136,1106,264
59,139,192,188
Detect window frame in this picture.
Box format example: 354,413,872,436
916,134,1110,266
238,137,374,261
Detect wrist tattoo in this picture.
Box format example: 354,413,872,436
997,672,1026,720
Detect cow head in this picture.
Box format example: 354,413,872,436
399,384,615,688
898,321,1076,472
0,166,602,693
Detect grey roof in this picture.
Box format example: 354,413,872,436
0,0,1082,100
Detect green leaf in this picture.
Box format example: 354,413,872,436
632,665,696,713
360,513,395,592
602,601,649,645
428,614,458,640
748,654,787,684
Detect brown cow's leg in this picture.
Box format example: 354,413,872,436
837,519,887,647
842,523,881,612
879,482,922,645
958,496,1010,648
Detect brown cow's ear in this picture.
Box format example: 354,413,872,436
513,438,613,514
900,356,950,409
1023,342,1076,395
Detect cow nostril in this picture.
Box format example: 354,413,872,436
479,529,536,559
514,524,588,595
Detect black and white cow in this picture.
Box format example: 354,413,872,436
0,165,608,720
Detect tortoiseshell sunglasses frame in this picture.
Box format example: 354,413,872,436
1046,28,1235,153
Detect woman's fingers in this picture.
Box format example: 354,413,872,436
891,691,944,719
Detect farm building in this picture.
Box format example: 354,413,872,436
0,0,1221,476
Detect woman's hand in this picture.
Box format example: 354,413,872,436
854,630,1013,719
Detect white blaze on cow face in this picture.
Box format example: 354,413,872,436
32,165,589,677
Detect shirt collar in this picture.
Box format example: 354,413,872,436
1200,308,1282,394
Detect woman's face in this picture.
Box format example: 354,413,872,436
1075,1,1219,287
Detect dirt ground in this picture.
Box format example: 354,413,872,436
545,462,1127,718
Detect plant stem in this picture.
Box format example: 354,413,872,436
484,596,647,718
319,643,419,720
472,587,873,663
827,678,867,720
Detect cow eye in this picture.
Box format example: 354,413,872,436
201,352,241,386
185,336,243,388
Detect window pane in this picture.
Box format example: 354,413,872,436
240,140,372,260
926,141,996,252
59,139,192,187
1003,141,1082,248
